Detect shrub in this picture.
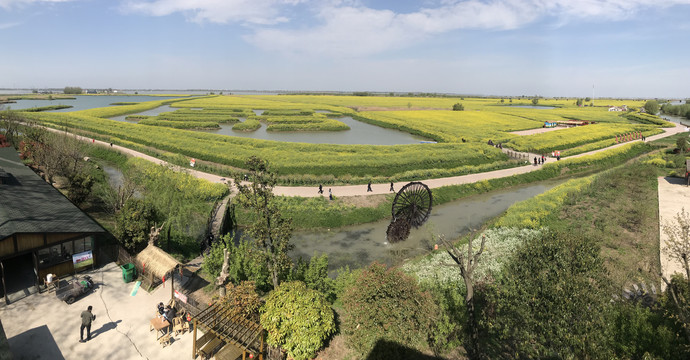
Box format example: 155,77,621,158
452,102,464,111
222,281,263,318
289,253,335,302
342,262,437,357
260,281,335,360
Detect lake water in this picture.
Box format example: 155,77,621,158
197,116,429,145
2,95,186,112
290,179,562,271
109,105,429,145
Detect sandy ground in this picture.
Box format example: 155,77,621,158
657,176,690,289
510,126,568,136
1,262,201,360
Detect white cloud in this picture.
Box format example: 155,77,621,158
0,0,73,10
0,21,21,29
121,0,690,57
120,0,307,25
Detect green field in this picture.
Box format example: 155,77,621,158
20,94,672,184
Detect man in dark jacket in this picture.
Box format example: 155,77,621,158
80,305,96,342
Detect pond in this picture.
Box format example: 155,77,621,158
289,179,563,272
109,105,430,145
109,105,177,123
3,95,186,112
197,116,429,145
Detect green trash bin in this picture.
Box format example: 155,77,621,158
121,263,136,283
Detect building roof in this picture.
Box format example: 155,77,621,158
135,244,182,279
0,147,104,240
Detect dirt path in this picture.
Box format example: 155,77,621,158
48,123,687,198
657,176,690,289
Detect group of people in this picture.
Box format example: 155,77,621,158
533,155,547,165
318,184,333,200
157,302,176,323
318,181,397,197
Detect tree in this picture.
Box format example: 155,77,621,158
234,156,294,289
663,208,690,280
342,262,437,358
222,281,263,318
114,198,157,252
482,230,612,358
290,253,335,302
645,100,660,114
439,234,485,359
261,281,335,360
585,97,591,102
531,97,539,105
500,98,504,103
576,98,583,107
202,235,271,290
676,135,688,153
0,110,23,148
63,86,82,94
452,102,464,111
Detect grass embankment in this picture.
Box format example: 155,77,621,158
403,161,665,291
18,105,73,112
22,111,511,182
232,119,261,131
238,142,656,229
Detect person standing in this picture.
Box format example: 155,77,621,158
367,182,372,192
80,305,96,343
390,181,395,192
328,188,333,200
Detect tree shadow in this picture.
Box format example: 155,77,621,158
365,339,442,360
8,324,65,360
90,319,122,339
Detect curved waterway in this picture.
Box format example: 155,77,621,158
5,95,184,112
198,116,428,145
290,179,563,271
109,105,429,145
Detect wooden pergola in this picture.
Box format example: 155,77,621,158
192,301,264,360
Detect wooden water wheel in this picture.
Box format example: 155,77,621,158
386,182,432,243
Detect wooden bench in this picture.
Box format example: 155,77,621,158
199,336,224,360
196,331,214,350
214,343,243,360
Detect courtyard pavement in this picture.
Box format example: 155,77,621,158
658,176,690,290
1,262,201,360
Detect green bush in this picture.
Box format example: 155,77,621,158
289,253,335,302
342,262,437,357
260,281,335,360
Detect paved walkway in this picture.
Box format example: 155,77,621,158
48,122,688,198
658,176,690,289
1,262,199,360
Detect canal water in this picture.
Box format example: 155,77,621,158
290,179,562,271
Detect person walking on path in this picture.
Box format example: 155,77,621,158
367,182,372,192
390,181,395,192
534,157,537,166
318,184,323,194
328,188,333,200
80,305,96,343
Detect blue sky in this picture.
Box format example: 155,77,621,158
1,0,690,98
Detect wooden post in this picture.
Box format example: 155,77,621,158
192,319,197,359
171,266,175,301
0,260,7,305
259,332,264,360
242,350,246,360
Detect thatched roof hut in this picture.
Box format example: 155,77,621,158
135,244,182,283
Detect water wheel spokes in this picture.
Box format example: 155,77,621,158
391,181,433,228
